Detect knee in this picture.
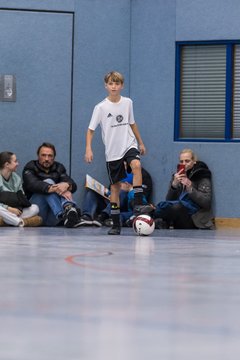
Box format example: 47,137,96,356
130,160,141,174
30,204,39,214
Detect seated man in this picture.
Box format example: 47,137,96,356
153,148,215,229
22,142,80,227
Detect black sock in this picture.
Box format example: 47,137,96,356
110,202,120,227
133,186,144,206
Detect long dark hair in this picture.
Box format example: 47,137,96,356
0,151,14,170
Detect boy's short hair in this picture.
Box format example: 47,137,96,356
104,71,124,84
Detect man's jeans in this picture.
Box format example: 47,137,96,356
30,179,75,226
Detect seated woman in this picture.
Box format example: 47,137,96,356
153,149,215,229
0,151,42,227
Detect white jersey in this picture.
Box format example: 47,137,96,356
89,96,138,161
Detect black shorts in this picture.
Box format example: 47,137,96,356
106,148,140,185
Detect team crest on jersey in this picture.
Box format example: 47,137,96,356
116,115,123,123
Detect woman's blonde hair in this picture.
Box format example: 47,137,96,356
180,148,198,161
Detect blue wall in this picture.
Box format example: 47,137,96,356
0,0,239,217
0,8,74,168
175,0,240,217
130,0,176,208
71,0,132,193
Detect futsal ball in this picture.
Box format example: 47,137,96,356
133,214,155,236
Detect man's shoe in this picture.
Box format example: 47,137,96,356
108,226,121,235
64,207,79,228
76,207,82,218
0,217,5,226
124,215,135,227
104,218,113,227
97,212,109,223
23,215,42,227
92,218,102,227
79,214,93,226
133,204,154,216
74,214,93,227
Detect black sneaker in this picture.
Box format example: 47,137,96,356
76,214,93,226
95,212,109,224
133,204,154,216
92,218,102,227
108,226,121,235
104,218,113,227
124,215,135,227
63,207,79,228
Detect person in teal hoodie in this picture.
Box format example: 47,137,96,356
0,151,42,227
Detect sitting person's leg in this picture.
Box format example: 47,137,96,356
0,206,23,226
80,189,108,226
154,203,196,229
20,204,42,227
30,193,58,226
46,193,79,228
81,189,101,223
0,205,42,227
43,178,80,227
21,204,39,218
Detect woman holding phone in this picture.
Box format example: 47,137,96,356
153,149,214,229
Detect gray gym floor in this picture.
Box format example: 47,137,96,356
0,226,240,360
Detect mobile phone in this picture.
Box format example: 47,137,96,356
177,163,186,174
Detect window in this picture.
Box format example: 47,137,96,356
175,41,240,141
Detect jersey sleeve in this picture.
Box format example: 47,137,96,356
88,104,101,131
128,99,135,125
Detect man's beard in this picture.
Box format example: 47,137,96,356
42,161,51,168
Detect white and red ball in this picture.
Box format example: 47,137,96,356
133,214,155,236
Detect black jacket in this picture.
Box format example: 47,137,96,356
22,160,77,198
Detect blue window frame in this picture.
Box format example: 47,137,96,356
175,40,240,142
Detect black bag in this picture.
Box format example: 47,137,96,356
0,190,31,209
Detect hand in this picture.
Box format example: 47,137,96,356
139,143,146,155
8,206,22,216
49,182,70,196
180,176,192,190
85,148,93,163
172,170,187,187
61,190,73,201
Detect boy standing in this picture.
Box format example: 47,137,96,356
85,71,151,235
